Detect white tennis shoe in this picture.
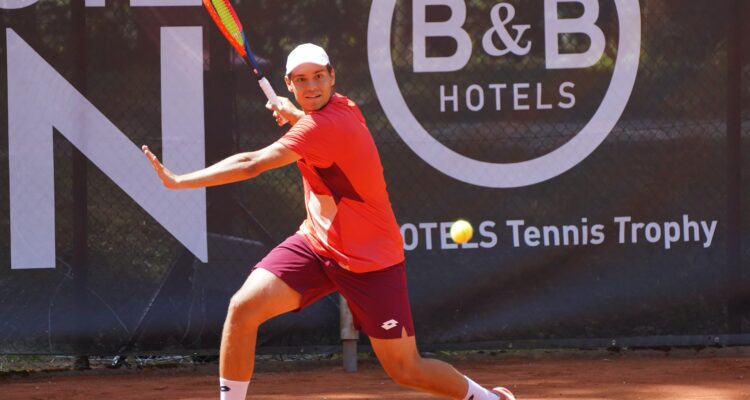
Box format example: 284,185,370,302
491,387,516,400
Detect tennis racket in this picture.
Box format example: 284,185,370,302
202,0,285,116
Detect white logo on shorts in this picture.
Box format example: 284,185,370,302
381,319,399,330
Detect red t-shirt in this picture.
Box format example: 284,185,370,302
276,94,405,273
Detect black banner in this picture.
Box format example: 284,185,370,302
0,0,748,355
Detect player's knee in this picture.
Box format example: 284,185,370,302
226,292,269,328
381,357,425,387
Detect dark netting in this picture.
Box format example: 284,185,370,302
0,0,748,355
740,0,750,335
371,0,734,344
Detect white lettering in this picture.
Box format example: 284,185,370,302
488,83,507,111
559,81,576,109
580,217,588,244
524,226,541,247
507,220,525,247
536,83,553,110
508,218,606,248
440,222,459,249
663,221,680,249
544,0,606,69
614,216,631,244
590,224,605,245
368,0,641,188
440,85,459,112
401,220,496,251
644,222,661,243
561,224,579,245
7,28,207,269
701,220,717,248
479,221,497,248
439,82,575,112
615,215,718,249
419,222,438,250
466,84,484,112
412,0,471,72
631,222,645,243
400,223,419,251
542,225,561,246
513,83,530,110
683,214,700,242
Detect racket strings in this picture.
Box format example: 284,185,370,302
205,0,245,54
202,0,270,82
213,0,243,43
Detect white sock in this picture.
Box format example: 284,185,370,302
463,376,499,400
220,378,250,400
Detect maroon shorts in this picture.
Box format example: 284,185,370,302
255,234,415,339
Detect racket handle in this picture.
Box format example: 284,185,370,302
258,77,281,107
258,77,288,125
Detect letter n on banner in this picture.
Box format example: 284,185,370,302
7,27,207,269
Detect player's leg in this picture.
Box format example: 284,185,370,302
371,333,512,399
220,267,302,381
370,331,467,397
219,234,335,400
330,262,513,400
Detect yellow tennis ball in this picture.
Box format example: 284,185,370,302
450,219,473,244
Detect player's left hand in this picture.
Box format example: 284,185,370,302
142,145,181,189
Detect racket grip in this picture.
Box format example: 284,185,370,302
258,77,288,125
258,77,281,108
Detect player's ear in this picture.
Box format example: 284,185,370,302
329,68,336,86
284,75,293,93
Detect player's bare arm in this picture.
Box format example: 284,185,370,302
141,142,300,189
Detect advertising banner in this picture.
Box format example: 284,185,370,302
0,0,748,354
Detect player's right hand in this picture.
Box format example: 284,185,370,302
266,97,302,127
142,145,181,189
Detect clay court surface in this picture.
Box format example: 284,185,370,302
1,348,749,399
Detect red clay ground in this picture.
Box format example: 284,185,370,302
1,348,749,399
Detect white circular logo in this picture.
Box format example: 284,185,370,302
0,0,39,9
368,0,641,188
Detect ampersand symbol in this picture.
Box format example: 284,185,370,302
482,3,532,57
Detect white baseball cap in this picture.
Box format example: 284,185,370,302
285,43,330,75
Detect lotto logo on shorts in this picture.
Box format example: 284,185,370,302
381,319,399,330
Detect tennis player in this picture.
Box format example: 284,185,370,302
142,43,515,400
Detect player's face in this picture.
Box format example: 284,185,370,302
285,63,336,112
